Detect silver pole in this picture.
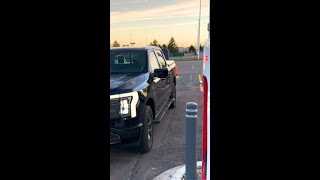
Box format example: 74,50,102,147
185,102,198,180
197,0,201,59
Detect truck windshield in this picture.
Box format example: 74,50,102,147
110,50,147,74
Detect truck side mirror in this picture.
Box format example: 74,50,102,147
154,68,168,78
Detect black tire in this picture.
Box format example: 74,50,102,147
169,86,176,109
139,105,153,153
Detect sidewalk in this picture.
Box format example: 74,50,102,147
153,161,202,180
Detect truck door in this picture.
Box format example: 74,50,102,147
149,50,166,116
154,49,172,103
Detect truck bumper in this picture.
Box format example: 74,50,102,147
110,122,143,144
110,100,145,145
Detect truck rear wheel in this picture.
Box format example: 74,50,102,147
169,86,176,109
139,105,153,153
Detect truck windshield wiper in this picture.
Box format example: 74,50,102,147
111,72,142,75
110,72,124,74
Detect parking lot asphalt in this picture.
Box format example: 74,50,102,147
110,60,203,180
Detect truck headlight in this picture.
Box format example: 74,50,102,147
120,96,132,118
110,91,139,119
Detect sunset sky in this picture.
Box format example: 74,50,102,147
110,0,209,47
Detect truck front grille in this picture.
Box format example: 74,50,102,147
110,99,120,120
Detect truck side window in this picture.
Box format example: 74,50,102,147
155,50,166,68
149,51,160,73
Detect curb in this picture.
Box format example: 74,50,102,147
154,161,202,180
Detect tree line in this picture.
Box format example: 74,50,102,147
110,37,203,53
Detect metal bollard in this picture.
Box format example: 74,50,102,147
185,102,197,180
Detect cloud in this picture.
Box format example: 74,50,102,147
111,15,209,23
110,11,120,14
110,0,209,24
110,20,209,32
110,0,149,6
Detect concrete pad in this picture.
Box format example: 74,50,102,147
153,161,202,180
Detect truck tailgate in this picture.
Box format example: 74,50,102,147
167,60,178,76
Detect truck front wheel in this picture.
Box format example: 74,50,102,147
139,105,153,153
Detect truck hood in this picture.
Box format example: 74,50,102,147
110,73,148,94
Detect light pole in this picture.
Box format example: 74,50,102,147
130,33,135,46
197,0,201,59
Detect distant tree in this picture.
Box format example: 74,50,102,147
149,39,161,48
189,45,196,53
112,41,120,47
167,37,179,53
200,44,204,51
122,44,129,47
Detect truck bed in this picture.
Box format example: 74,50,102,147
167,60,178,76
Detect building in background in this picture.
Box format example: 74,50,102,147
178,47,188,53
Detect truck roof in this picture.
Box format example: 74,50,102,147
110,46,161,51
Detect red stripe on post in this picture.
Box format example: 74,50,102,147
204,55,208,64
202,75,208,180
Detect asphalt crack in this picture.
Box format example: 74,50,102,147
128,153,142,180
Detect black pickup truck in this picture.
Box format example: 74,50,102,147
110,46,177,152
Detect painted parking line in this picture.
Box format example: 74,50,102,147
198,74,203,92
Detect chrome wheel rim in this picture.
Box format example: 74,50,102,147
147,115,152,141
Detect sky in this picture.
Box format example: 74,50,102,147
110,0,209,48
